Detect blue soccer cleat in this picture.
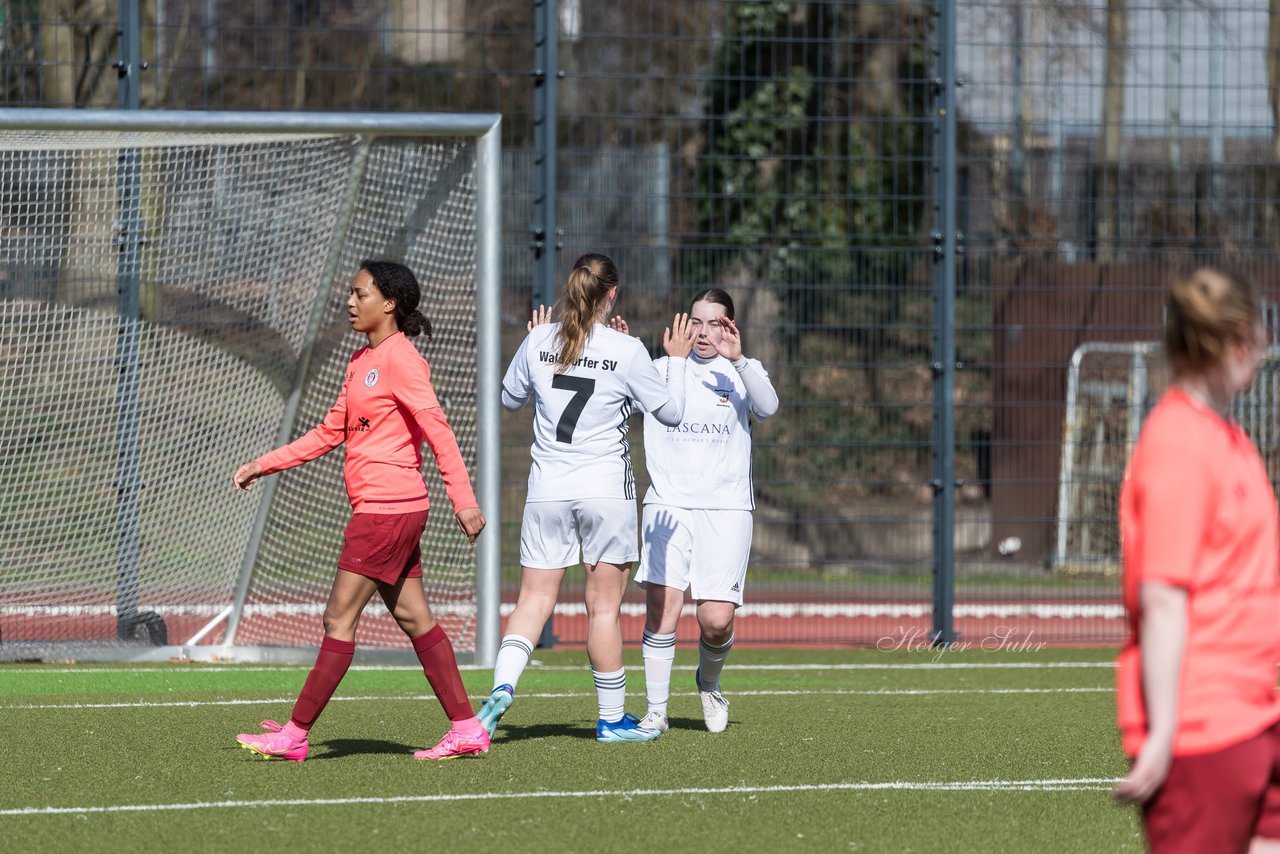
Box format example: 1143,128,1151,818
596,712,662,743
478,684,514,738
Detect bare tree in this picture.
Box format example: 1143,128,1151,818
1269,0,1280,161
35,0,116,107
1095,0,1127,262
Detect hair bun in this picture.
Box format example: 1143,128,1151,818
1164,268,1257,374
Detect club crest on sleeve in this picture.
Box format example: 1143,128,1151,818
364,369,380,388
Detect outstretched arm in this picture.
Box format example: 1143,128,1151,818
233,389,347,490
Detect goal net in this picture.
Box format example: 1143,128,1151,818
0,113,500,661
1055,339,1280,573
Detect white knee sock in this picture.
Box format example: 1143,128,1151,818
592,666,627,722
492,634,534,692
697,635,733,692
642,629,677,715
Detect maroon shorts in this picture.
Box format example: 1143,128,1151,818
336,511,428,585
1143,719,1280,853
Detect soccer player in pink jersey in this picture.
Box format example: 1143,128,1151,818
1114,268,1280,851
231,260,489,762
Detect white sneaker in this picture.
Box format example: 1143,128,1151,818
696,668,729,733
637,710,669,736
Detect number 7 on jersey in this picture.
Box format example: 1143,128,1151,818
551,374,596,443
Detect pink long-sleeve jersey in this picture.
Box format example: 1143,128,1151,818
255,332,478,515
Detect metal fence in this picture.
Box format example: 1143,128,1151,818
4,0,1279,647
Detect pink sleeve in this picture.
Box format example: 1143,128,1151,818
256,375,348,475
395,355,479,514
1130,425,1215,589
413,406,479,513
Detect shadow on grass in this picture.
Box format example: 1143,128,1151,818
491,717,718,742
490,721,596,743
311,738,417,759
667,716,713,733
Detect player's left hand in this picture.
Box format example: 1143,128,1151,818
1113,737,1172,805
527,305,553,331
454,507,486,544
713,318,743,362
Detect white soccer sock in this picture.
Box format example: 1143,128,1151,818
592,666,627,722
642,629,677,715
492,634,534,692
697,635,733,692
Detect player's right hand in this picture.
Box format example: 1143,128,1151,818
608,315,629,335
662,312,694,358
527,305,553,331
233,461,263,491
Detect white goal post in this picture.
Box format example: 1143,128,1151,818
0,109,502,665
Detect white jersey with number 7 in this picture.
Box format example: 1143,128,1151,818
502,322,687,501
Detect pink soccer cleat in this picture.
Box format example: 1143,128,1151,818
413,724,491,761
236,721,309,762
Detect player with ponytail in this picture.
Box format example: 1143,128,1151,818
1115,267,1280,851
231,260,489,762
481,253,695,742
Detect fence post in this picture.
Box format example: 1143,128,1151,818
532,0,560,649
113,0,147,639
931,0,959,646
532,0,561,310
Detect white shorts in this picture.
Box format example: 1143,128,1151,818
635,505,752,606
520,499,639,569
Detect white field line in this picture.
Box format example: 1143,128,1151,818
0,778,1123,816
1,602,1127,620
0,686,1111,711
5,661,1116,675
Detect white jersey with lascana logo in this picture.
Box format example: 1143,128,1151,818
503,322,678,501
642,353,774,511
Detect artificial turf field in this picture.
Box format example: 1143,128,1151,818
1,647,1141,852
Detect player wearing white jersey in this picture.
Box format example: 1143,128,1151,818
479,253,695,743
628,288,779,736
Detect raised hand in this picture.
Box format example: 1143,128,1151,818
527,305,553,331
454,507,486,544
714,317,743,361
663,312,694,358
233,460,263,491
608,315,630,335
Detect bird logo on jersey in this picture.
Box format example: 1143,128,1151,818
715,386,732,406
364,369,379,388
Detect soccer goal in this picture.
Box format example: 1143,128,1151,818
0,110,502,665
1055,337,1280,573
